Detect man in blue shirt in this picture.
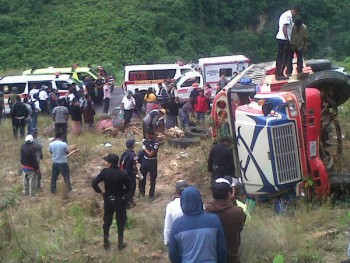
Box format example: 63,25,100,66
49,131,72,193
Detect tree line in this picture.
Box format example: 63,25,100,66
0,0,349,74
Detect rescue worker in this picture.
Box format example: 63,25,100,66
208,137,235,184
120,139,138,208
139,130,159,201
142,108,166,138
92,153,130,250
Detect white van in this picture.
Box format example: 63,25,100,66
123,64,193,94
175,55,250,103
0,74,78,114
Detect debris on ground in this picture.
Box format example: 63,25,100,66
67,145,80,159
165,126,185,138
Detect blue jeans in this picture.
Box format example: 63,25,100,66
51,162,72,193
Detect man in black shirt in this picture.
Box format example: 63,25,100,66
92,153,130,250
208,137,235,184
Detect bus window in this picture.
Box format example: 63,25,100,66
129,71,153,81
0,83,26,94
181,77,201,87
154,69,176,80
219,68,233,78
56,81,71,90
28,81,52,92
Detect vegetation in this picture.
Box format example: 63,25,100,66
0,0,350,75
1,111,350,262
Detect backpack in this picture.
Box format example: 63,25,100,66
33,92,40,100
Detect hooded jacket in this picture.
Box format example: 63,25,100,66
168,187,227,263
206,199,246,263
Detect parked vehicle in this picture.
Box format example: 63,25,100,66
175,55,249,103
211,59,350,198
0,74,77,114
22,66,100,83
123,63,193,95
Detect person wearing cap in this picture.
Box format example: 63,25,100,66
144,87,157,115
169,186,227,263
21,135,40,196
32,128,44,188
189,82,201,104
142,108,166,138
92,153,130,250
205,178,246,263
139,129,160,200
10,95,29,139
8,86,18,109
120,139,138,208
49,131,72,193
163,180,189,246
121,90,136,129
208,136,235,184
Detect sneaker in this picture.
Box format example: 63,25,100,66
118,242,127,251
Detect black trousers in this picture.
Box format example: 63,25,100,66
55,123,68,142
12,118,26,139
103,98,110,114
139,159,157,198
123,109,133,128
275,39,293,77
103,198,127,243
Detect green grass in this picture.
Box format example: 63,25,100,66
1,114,350,262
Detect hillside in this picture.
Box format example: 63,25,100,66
1,111,350,262
0,0,350,73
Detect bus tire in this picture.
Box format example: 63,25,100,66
305,59,332,72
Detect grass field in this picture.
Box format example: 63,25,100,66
0,110,350,263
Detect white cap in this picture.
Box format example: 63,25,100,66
25,135,34,143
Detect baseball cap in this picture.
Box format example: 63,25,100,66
211,181,232,195
175,180,189,194
215,176,239,187
25,135,34,144
127,90,133,94
103,153,119,165
126,139,135,148
160,108,166,114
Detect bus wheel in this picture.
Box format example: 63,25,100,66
305,59,332,72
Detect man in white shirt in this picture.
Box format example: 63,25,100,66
275,6,299,81
121,90,136,129
38,85,49,113
163,180,189,246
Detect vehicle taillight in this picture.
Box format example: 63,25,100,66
217,101,226,109
218,110,228,119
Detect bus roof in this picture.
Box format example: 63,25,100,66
0,74,73,83
125,64,192,71
22,67,99,77
198,55,249,66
